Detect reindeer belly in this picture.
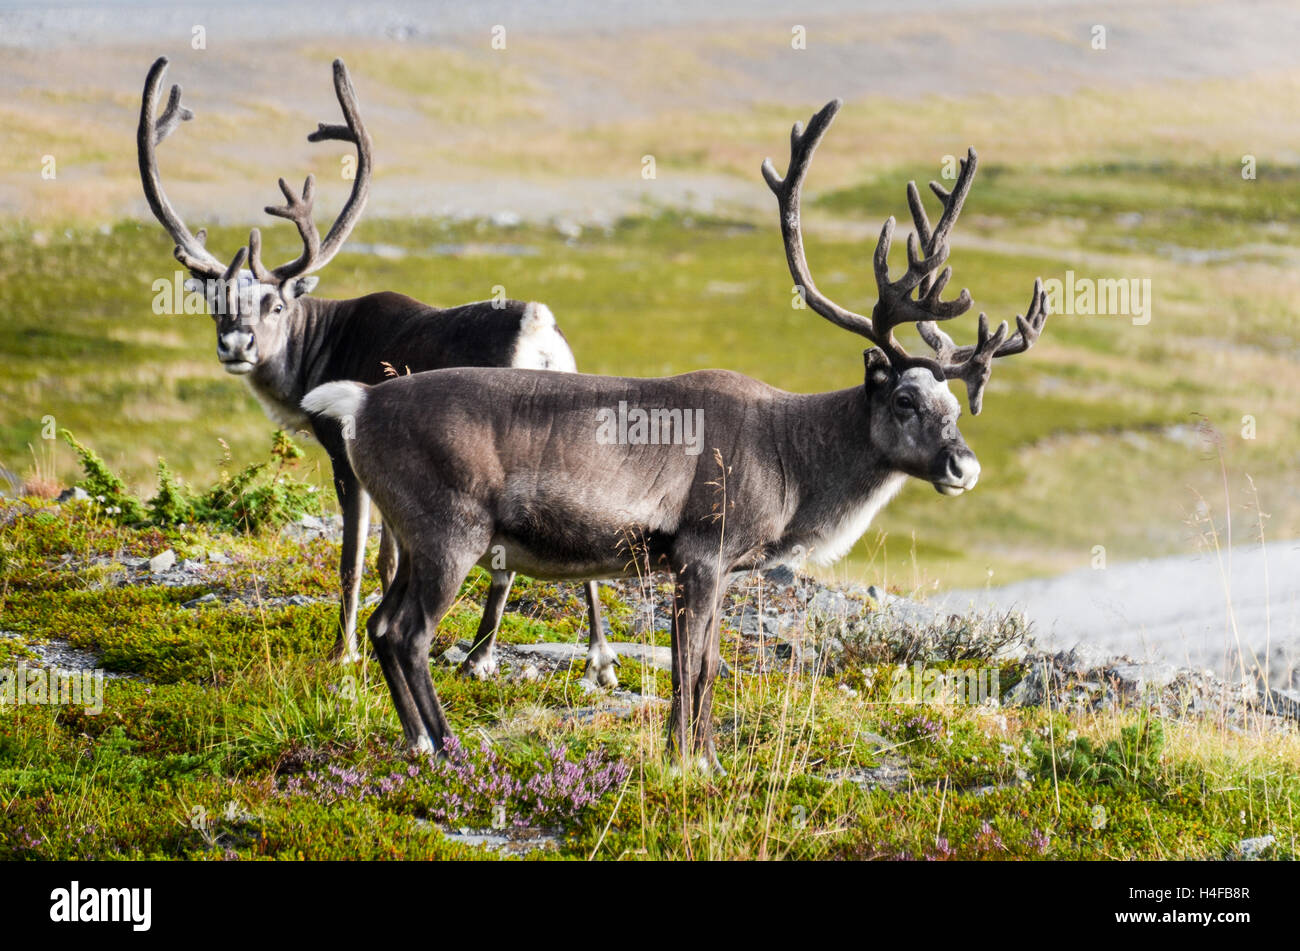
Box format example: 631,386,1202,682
482,486,678,581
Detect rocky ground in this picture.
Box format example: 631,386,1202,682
4,498,1296,860
24,508,1299,737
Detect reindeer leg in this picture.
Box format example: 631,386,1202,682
395,526,490,754
328,454,369,664
581,581,619,689
377,521,398,592
666,564,723,772
691,600,726,775
460,570,513,680
366,551,430,751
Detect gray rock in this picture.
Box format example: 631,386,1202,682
56,486,90,503
827,759,909,792
871,592,950,630
511,642,583,662
297,515,325,532
519,664,539,682
740,608,778,638
1003,667,1044,707
762,565,796,586
772,633,818,667
207,550,233,565
1109,662,1178,694
180,558,206,573
631,606,671,636
565,689,667,724
281,514,344,542
609,641,673,671
439,641,471,666
1058,642,1111,676
1235,835,1275,859
149,549,176,574
285,594,315,607
808,589,856,618
1267,688,1300,721
182,593,219,609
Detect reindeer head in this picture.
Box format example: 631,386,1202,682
763,100,1048,496
138,57,372,375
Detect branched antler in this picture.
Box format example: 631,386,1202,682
249,176,320,282
139,56,371,289
137,57,231,278
917,279,1049,413
762,100,1049,413
761,100,970,374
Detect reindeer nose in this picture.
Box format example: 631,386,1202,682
943,450,980,490
217,330,255,362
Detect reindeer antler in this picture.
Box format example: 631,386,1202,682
762,100,1048,413
249,58,372,283
761,100,970,374
137,57,233,279
916,279,1049,414
139,56,372,288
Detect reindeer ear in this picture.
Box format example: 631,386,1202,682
863,348,894,389
288,275,319,299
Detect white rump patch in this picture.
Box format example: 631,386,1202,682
301,381,366,421
512,302,577,372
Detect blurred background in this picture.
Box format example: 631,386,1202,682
1,0,1297,679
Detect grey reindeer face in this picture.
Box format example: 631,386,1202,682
191,272,318,375
867,359,981,496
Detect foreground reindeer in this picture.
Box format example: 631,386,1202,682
302,100,1048,767
138,57,616,682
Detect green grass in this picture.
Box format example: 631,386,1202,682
0,501,1295,860
4,176,1298,588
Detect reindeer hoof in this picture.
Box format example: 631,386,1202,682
582,646,620,689
664,749,728,777
459,653,498,680
329,640,362,664
408,734,439,758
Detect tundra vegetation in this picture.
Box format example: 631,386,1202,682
0,493,1296,859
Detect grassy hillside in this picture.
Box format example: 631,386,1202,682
2,171,1297,588
1,499,1295,860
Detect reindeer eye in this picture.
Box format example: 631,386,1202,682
895,393,915,412
272,302,284,315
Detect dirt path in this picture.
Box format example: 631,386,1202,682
935,540,1300,688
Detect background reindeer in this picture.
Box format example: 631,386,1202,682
300,99,1048,767
138,56,617,684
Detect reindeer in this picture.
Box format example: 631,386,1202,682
137,57,617,685
300,99,1048,769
